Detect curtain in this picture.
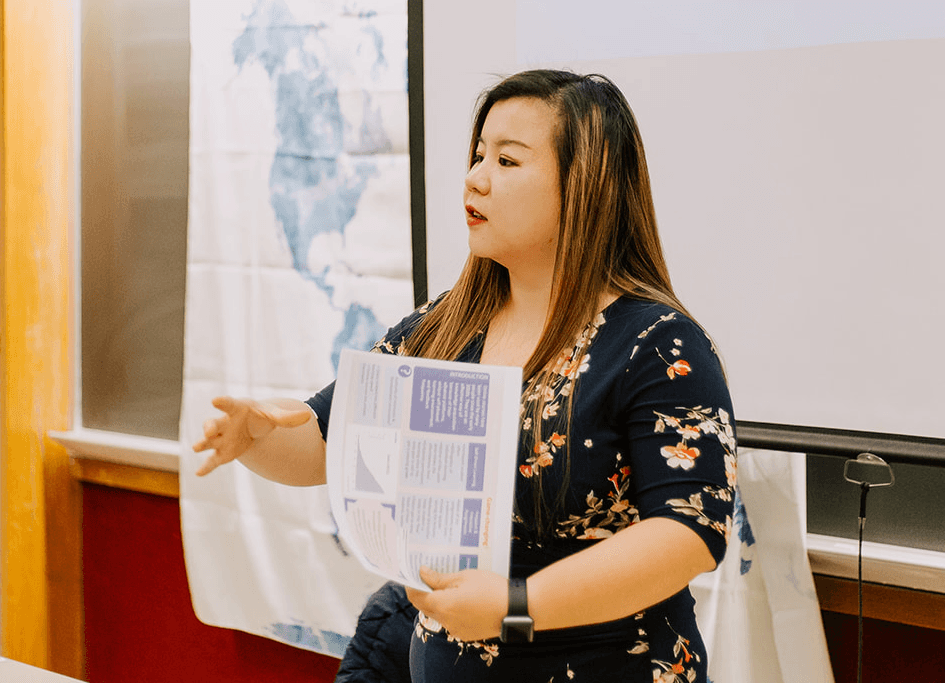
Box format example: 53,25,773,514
179,0,412,656
691,450,835,682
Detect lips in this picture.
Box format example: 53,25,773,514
466,205,486,221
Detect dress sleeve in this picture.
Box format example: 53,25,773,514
304,297,439,439
617,311,737,566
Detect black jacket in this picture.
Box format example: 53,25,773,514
334,582,417,683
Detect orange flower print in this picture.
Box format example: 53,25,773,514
677,424,700,440
372,340,395,354
557,455,640,540
562,353,590,378
550,432,566,448
653,660,693,683
725,451,737,487
550,349,572,376
667,359,691,379
479,643,499,666
661,443,701,470
578,527,614,540
676,635,693,663
524,439,555,475
610,498,630,513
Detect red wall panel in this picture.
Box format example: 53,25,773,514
82,482,945,681
82,483,341,682
820,611,945,682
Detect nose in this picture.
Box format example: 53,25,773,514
464,160,489,196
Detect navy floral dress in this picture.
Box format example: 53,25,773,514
307,295,736,683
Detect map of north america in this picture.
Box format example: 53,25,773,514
233,0,406,368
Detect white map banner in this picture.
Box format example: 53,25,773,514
179,0,412,657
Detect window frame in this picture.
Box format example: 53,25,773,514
49,0,186,473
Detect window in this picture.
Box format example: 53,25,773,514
80,0,189,440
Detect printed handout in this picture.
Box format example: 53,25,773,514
326,349,522,590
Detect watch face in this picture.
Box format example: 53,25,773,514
501,615,535,643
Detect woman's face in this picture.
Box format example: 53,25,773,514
464,97,562,276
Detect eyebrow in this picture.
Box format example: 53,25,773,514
477,137,533,151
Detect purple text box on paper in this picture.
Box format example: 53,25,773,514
410,367,489,436
460,499,482,548
466,443,486,492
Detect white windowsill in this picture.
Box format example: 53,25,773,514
807,533,945,594
47,430,945,594
49,428,181,472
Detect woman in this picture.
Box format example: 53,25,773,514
194,70,736,682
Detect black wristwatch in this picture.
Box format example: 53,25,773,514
500,577,534,643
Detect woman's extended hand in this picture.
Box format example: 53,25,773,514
405,566,508,642
193,396,312,476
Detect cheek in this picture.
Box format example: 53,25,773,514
518,175,559,216
535,183,561,235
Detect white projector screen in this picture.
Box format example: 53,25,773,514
423,1,945,440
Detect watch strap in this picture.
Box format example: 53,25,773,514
507,577,528,617
500,577,534,643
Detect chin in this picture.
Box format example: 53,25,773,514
466,236,492,260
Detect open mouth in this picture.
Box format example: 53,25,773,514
466,205,486,220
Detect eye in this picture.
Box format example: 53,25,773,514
498,156,518,167
470,152,484,168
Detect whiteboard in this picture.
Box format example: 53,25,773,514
423,2,945,439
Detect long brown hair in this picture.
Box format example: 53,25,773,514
405,70,694,537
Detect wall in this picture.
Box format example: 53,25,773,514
0,0,83,675
821,612,945,681
82,480,340,683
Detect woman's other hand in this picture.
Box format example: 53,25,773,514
405,566,508,642
193,396,312,476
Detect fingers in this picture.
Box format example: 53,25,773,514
191,399,236,474
194,454,221,477
419,566,450,590
211,395,239,413
406,569,505,641
255,404,311,430
202,417,221,440
193,418,222,455
406,567,442,612
206,396,309,431
193,429,226,475
404,585,428,609
190,397,309,477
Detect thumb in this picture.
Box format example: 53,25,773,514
418,566,451,591
245,402,306,439
270,405,312,429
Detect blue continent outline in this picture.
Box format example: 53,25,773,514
266,620,351,657
233,0,397,368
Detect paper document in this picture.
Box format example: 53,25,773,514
326,349,522,590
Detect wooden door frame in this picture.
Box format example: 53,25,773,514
0,1,84,678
